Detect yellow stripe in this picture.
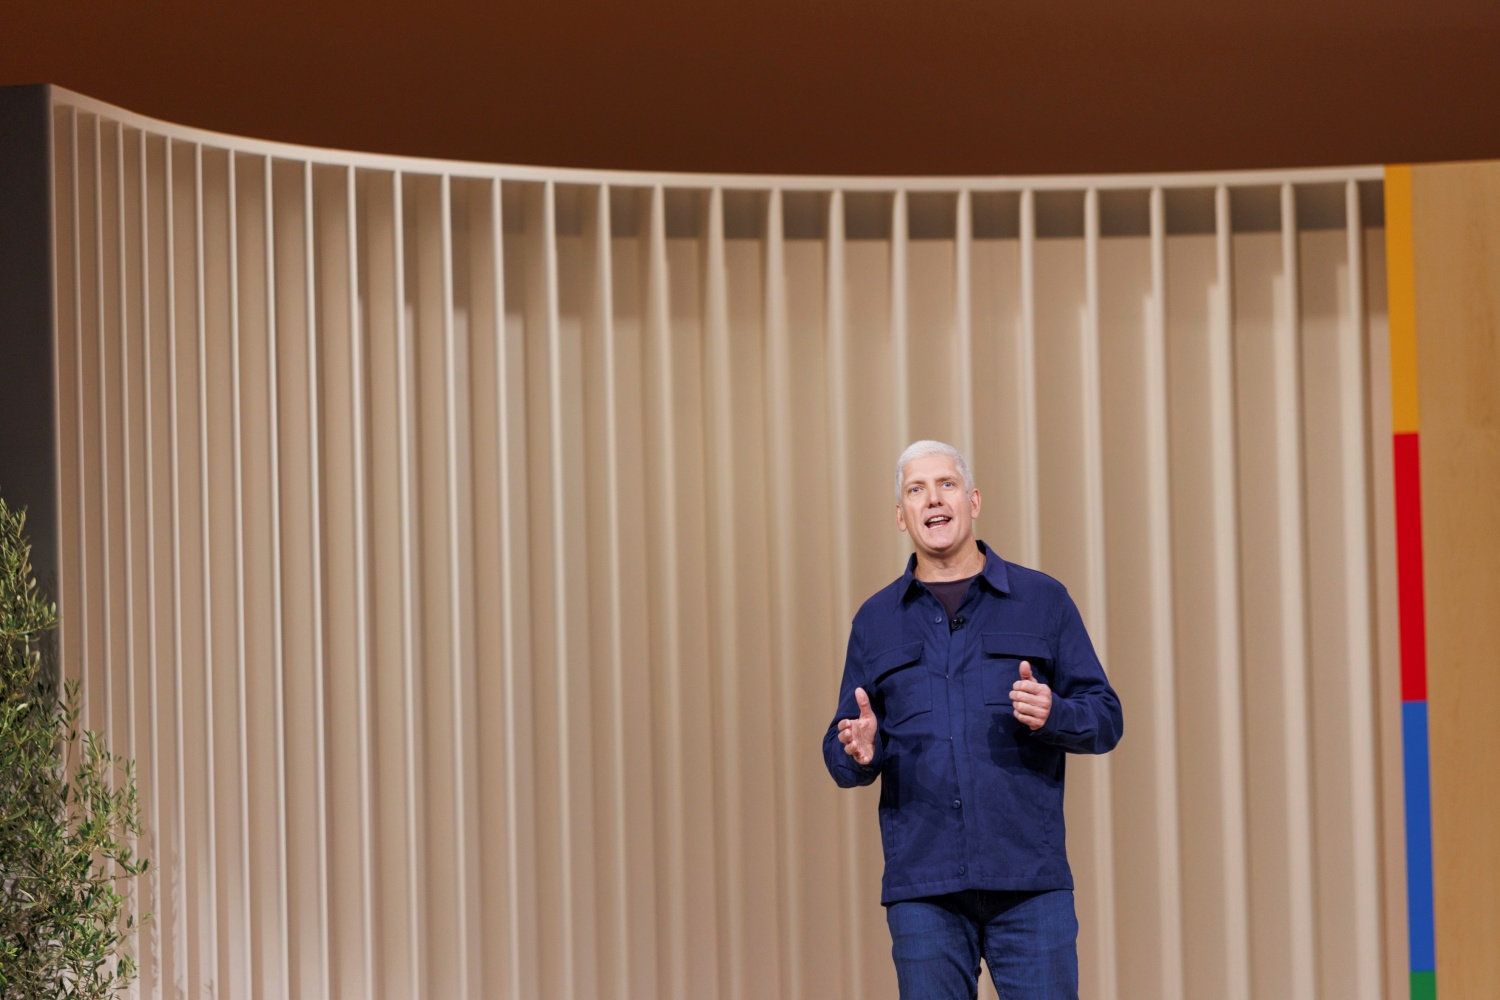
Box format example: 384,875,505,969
1385,164,1420,434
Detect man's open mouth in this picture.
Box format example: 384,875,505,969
924,515,952,528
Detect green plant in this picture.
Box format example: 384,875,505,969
0,497,148,998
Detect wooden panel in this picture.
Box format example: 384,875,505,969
1410,160,1500,999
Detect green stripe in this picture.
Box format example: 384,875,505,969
1410,970,1436,1000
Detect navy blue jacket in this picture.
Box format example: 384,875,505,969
822,541,1123,904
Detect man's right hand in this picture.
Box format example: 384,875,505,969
837,687,878,766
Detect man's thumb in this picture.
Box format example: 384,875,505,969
854,687,873,716
1019,661,1033,681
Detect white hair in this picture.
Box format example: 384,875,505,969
895,440,974,500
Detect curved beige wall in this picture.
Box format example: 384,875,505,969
39,87,1401,1000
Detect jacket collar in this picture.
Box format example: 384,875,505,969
898,539,1011,606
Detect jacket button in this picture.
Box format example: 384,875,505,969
958,866,967,876
953,798,962,809
934,615,943,623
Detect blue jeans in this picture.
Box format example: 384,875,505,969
885,889,1079,1000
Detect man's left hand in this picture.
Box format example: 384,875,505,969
1009,661,1052,731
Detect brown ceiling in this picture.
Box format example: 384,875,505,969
4,0,1498,177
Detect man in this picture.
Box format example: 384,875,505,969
823,440,1122,1000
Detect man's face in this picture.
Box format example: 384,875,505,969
896,454,981,561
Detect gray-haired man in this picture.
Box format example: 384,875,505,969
824,440,1123,999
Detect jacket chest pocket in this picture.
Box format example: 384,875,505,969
980,632,1052,706
872,641,931,727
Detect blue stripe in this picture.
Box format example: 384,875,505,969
1402,701,1435,972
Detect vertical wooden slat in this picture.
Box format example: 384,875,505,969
92,113,111,751
294,160,330,1000
1143,186,1185,1000
344,163,375,999
954,190,974,460
111,123,141,1000
411,173,454,999
261,154,293,1000
113,115,136,853
886,189,909,455
437,173,477,999
52,107,83,795
78,111,102,745
1359,215,1406,1000
562,183,605,1000
163,136,191,1000
642,183,687,1000
489,176,529,1000
466,177,499,999
174,136,210,998
1299,206,1350,998
1017,189,1040,565
466,175,514,1000
762,188,802,1000
120,122,146,1000
311,162,336,999
1211,186,1251,1000
649,183,722,998
314,162,362,999
138,129,180,1000
1277,182,1317,1000
700,186,744,1000
456,175,485,996
139,127,168,1000
102,115,124,771
675,182,714,1000
610,185,662,1000
824,189,866,1000
227,149,257,1000
889,190,909,452
601,184,631,1000
521,181,559,1000
501,179,537,1000
1079,188,1118,1000
541,180,574,1000
394,171,426,1000
1340,180,1383,1000
580,181,631,1000
233,151,263,998
147,128,186,1000
192,141,223,997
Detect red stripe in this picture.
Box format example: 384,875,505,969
1394,433,1427,702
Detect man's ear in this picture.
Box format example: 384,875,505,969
896,505,908,533
969,488,982,518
